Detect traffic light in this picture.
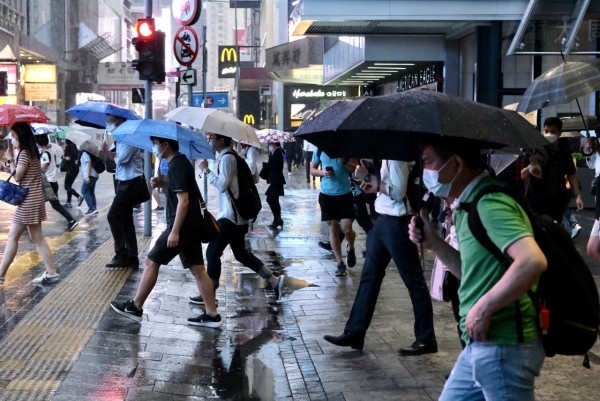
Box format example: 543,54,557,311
132,18,165,84
0,71,7,96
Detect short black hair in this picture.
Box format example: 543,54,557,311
35,133,49,147
150,136,179,151
421,135,486,170
544,117,562,131
215,134,232,147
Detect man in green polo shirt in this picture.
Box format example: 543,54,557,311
408,136,547,401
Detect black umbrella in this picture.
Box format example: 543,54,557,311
295,90,548,161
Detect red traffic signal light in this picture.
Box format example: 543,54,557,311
133,18,155,45
132,18,165,84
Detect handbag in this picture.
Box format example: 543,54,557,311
59,157,68,172
200,200,220,243
0,172,29,206
40,171,58,202
430,232,460,302
259,162,269,180
121,176,150,205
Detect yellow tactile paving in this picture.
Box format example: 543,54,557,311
0,204,111,286
0,235,150,400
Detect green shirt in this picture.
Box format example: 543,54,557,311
454,176,539,345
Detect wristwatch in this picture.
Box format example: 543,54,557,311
5,159,13,168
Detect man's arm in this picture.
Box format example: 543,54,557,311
114,143,137,165
168,192,189,248
465,235,547,341
206,155,234,193
567,173,584,210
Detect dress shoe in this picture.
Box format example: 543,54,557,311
398,341,438,356
323,332,364,350
105,255,129,268
318,241,333,252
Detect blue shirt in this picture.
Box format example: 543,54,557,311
115,142,143,181
312,148,351,196
80,151,98,179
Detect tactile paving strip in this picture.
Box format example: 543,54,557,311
0,236,149,401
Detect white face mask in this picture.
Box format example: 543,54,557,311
268,145,274,153
543,133,558,144
422,157,457,198
11,137,19,149
105,122,117,133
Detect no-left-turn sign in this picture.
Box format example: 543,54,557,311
173,26,199,67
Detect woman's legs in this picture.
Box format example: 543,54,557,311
0,222,27,279
64,171,80,203
27,224,57,275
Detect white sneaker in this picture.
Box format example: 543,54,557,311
32,272,59,285
287,172,291,176
571,224,582,239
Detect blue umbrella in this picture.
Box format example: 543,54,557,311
111,119,214,160
31,123,64,135
66,101,140,127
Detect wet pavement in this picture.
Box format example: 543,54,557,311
0,159,599,400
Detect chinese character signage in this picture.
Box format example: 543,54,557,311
24,65,56,83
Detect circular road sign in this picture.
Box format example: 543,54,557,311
171,0,201,26
173,26,199,67
205,96,214,106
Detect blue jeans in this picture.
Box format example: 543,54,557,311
440,339,545,401
81,176,98,210
344,215,435,343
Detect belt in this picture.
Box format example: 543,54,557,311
378,213,412,222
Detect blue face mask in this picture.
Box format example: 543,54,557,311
152,144,163,160
422,157,457,198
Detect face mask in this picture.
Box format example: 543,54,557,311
11,138,19,148
152,144,164,160
268,145,274,153
422,157,457,198
105,122,116,133
543,133,558,144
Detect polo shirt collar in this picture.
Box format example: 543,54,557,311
457,171,490,204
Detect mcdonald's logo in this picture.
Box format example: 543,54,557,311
220,47,238,62
243,114,255,125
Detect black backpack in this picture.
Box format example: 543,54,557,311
463,185,600,365
221,150,262,221
89,153,105,174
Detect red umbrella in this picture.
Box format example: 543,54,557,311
0,104,50,126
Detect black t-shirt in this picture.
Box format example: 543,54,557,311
166,154,202,230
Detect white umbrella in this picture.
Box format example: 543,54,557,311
65,130,101,157
164,107,259,143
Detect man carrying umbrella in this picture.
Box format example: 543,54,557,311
101,113,146,269
409,136,547,400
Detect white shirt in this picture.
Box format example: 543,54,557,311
206,147,246,225
245,146,259,182
587,153,600,177
303,141,316,152
40,149,57,183
374,160,409,216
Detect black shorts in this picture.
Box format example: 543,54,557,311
147,226,204,268
319,192,355,222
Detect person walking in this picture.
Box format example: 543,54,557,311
194,132,284,305
0,122,59,285
61,139,83,208
261,141,285,228
303,140,316,183
101,114,146,269
310,148,357,276
36,134,78,232
410,136,547,400
111,136,220,327
79,149,99,216
239,143,259,183
283,141,295,176
323,159,436,354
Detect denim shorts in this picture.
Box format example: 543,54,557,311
439,339,545,401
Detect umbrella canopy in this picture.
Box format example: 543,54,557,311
516,60,600,113
31,123,64,135
295,91,549,161
164,107,259,143
0,104,50,126
111,119,214,160
65,130,101,157
66,101,140,127
256,129,296,143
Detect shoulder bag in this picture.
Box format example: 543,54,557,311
40,170,58,202
200,200,220,243
0,172,29,206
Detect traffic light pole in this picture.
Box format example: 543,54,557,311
202,25,208,204
143,0,153,237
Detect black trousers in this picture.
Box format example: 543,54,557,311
304,151,313,181
49,182,74,222
266,195,281,222
107,180,138,259
206,218,267,290
64,171,80,203
345,215,436,344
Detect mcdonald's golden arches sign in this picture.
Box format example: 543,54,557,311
242,114,255,125
218,46,239,78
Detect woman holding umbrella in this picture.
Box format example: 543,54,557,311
0,122,59,285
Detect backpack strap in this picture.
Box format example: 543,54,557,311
461,184,526,343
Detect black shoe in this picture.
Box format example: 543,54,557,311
362,250,367,258
398,341,438,356
127,257,140,269
110,300,143,322
105,255,129,268
323,332,364,350
187,313,222,328
64,202,72,208
318,241,333,252
78,195,85,206
189,295,219,307
153,206,164,211
346,248,356,268
335,262,347,276
65,220,78,232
